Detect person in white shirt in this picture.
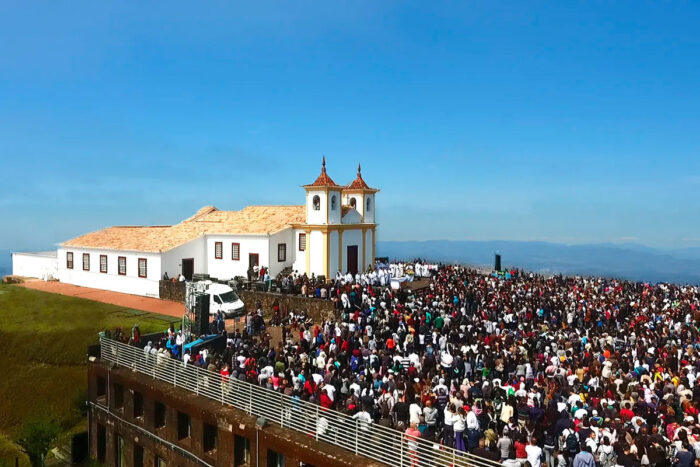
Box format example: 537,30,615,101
526,437,543,467
352,406,373,432
409,397,423,425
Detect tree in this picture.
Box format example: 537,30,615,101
15,418,60,467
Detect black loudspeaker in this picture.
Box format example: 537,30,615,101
194,294,210,336
494,254,502,272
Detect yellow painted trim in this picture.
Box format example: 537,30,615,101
305,229,311,275
372,227,376,265
342,188,380,194
338,230,343,274
322,231,329,279
290,223,377,232
361,229,366,272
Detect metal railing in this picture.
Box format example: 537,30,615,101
100,337,502,467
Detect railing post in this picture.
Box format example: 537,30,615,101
280,397,285,428
173,360,177,387
355,419,359,455
400,432,404,467
196,367,199,396
249,384,253,414
315,405,319,441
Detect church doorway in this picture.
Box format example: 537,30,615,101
249,253,259,270
181,258,194,281
346,245,358,276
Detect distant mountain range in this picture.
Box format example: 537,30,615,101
4,242,700,285
377,240,700,284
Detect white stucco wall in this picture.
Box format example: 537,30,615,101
292,229,307,274
12,252,58,279
306,190,327,225
365,229,374,269
268,229,294,277
206,235,270,280
363,193,376,224
329,230,339,276
328,189,342,224
309,230,324,276
58,247,161,297
160,237,206,279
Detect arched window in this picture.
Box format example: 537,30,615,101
366,197,371,212
349,197,356,208
331,195,337,210
312,195,320,211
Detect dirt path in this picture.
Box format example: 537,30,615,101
18,280,185,317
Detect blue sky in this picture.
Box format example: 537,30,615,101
1,1,699,251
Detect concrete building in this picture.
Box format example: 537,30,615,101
12,159,378,297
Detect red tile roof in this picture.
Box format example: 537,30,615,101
305,156,340,187
346,163,374,190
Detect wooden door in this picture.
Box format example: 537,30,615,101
249,253,259,269
347,245,358,276
181,258,194,281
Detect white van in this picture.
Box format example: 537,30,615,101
207,283,245,318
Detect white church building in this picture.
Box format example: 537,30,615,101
12,159,379,297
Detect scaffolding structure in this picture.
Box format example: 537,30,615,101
182,281,208,343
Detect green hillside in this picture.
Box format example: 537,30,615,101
0,284,179,465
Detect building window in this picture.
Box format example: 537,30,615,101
234,435,250,467
350,197,356,208
115,435,124,467
232,243,240,261
278,243,286,262
133,391,144,419
312,195,320,211
99,255,108,273
82,253,90,271
138,258,147,278
268,449,285,467
97,424,106,463
214,241,222,259
113,383,124,411
177,411,190,440
118,256,126,275
366,197,371,212
96,377,106,402
298,233,306,251
203,422,217,453
155,456,166,467
134,444,144,467
66,252,73,269
330,195,337,210
154,401,166,429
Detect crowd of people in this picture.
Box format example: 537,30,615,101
123,263,700,467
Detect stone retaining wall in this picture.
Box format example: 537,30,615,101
238,290,336,323
159,280,185,302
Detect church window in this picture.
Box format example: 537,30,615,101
232,243,240,261
118,256,126,275
312,195,320,211
100,255,107,273
299,233,306,251
66,252,73,269
331,195,337,210
138,258,147,278
214,242,222,259
278,243,287,262
82,253,90,271
366,197,371,212
349,197,356,208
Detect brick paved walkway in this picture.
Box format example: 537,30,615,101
18,280,185,317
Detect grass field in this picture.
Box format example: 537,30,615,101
0,284,180,465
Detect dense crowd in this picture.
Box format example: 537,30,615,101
126,264,700,467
